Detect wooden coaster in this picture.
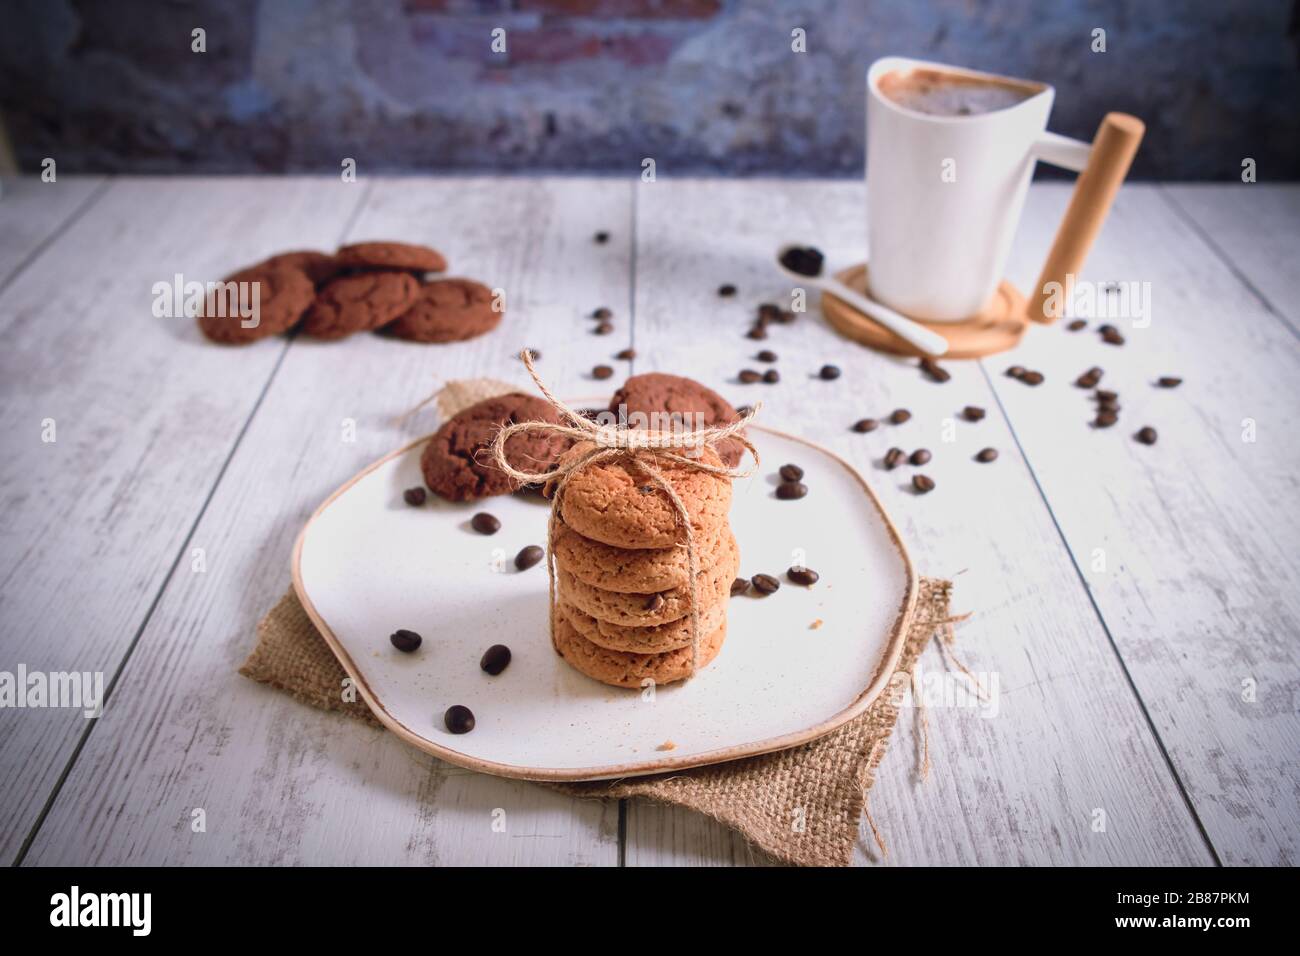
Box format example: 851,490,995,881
821,263,1028,359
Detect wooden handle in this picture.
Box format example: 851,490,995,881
1028,112,1145,323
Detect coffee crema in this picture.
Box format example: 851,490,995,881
877,68,1041,117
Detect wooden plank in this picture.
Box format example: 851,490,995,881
622,179,1213,866
23,177,631,865
988,183,1300,865
0,176,106,287
0,176,366,863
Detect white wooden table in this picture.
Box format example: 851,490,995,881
1,176,1296,867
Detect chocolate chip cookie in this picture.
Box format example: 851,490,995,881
386,278,501,343
196,264,315,345
336,241,447,274
421,393,571,501
255,250,343,285
302,270,421,340
609,372,746,469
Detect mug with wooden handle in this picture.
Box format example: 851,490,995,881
866,56,1144,324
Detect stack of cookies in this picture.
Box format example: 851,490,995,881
549,440,739,689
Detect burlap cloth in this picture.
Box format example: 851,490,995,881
240,378,964,866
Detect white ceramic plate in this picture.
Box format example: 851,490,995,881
293,424,917,781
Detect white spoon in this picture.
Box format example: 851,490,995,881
775,245,950,357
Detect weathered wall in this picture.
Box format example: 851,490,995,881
3,0,1297,179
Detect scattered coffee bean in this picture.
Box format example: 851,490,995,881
1098,323,1116,335
920,357,951,383
757,349,778,362
751,573,781,595
779,246,824,277
1007,365,1026,379
390,629,422,653
592,307,612,320
912,474,936,494
718,283,737,297
776,309,796,324
592,364,614,379
471,512,501,535
644,593,666,612
884,447,905,470
776,480,808,500
852,418,879,433
444,705,475,735
779,463,804,481
1101,327,1125,346
616,347,636,360
730,577,751,597
594,321,613,335
975,447,998,463
1157,376,1182,388
1067,319,1087,331
739,368,762,383
403,487,427,507
1098,395,1120,411
763,369,780,384
1020,370,1045,386
757,303,781,322
1095,389,1118,403
594,231,610,244
909,448,932,466
962,405,986,422
1094,410,1119,428
1075,367,1103,388
819,364,841,380
1135,426,1158,445
747,325,768,340
787,566,820,586
515,545,544,571
889,408,911,424
480,644,511,675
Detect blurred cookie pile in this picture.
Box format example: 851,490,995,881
196,241,501,346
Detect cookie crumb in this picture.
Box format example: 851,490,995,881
656,740,677,752
810,619,824,630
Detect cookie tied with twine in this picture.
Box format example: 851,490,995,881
490,351,760,679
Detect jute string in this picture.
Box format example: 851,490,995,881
489,351,760,676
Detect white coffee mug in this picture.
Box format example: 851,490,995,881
865,56,1143,323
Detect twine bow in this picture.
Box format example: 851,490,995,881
490,351,760,678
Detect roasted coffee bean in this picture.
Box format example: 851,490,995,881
763,369,780,384
515,545,545,570
1157,376,1183,388
594,321,613,335
1007,365,1026,379
718,283,737,297
730,577,751,597
757,349,778,362
778,246,824,277
1094,410,1119,428
909,448,932,466
1067,319,1087,331
920,357,951,383
787,566,820,586
1098,396,1120,412
592,364,614,379
757,303,782,322
1095,389,1118,403
592,307,612,319
1098,323,1116,335
480,644,511,675
819,364,841,380
471,512,501,535
644,593,666,612
403,487,427,506
776,309,796,324
616,347,636,360
1020,370,1045,386
751,573,781,595
444,705,475,735
739,368,762,383
1101,327,1125,345
390,629,422,653
884,447,905,470
963,405,986,422
747,325,768,340
594,231,610,244
1135,426,1158,445
1075,367,1103,388
776,480,808,500
779,463,804,482
889,408,911,424
852,418,879,433
975,447,998,463
912,474,936,494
